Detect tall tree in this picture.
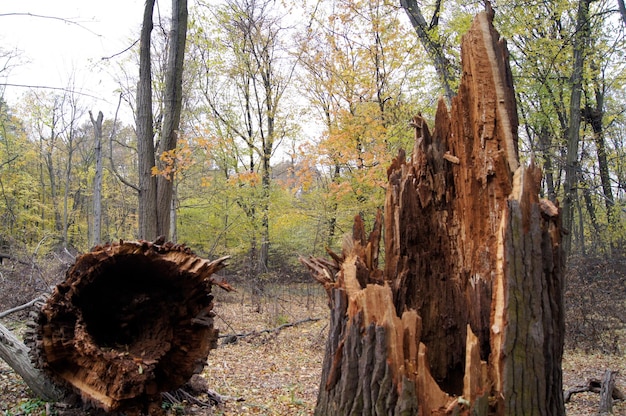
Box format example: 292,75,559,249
193,0,295,271
562,0,592,256
399,0,458,101
618,0,626,26
136,0,188,241
0,99,42,246
498,0,626,255
58,87,85,249
136,0,158,240
89,110,104,247
156,0,188,240
297,0,420,248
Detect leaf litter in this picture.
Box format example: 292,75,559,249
1,283,625,415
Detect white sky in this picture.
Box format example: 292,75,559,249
0,0,163,120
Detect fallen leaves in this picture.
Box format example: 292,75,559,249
1,283,625,415
203,284,328,415
562,349,626,415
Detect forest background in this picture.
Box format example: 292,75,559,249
0,0,625,299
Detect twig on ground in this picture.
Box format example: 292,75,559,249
218,317,322,342
0,295,46,319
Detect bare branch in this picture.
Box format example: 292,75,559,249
0,295,46,319
101,39,140,61
218,317,322,341
1,83,104,100
0,12,102,37
108,92,140,191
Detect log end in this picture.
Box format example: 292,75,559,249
28,240,230,412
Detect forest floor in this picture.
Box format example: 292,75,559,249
1,282,625,415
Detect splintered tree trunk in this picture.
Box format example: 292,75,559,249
24,240,231,414
301,10,564,416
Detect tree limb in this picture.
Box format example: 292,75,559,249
0,295,46,319
108,92,140,191
399,0,457,101
0,252,30,266
618,0,626,27
0,321,65,401
218,317,322,342
0,12,101,37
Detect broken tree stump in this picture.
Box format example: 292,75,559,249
301,9,564,416
599,370,618,414
564,371,625,406
24,240,231,413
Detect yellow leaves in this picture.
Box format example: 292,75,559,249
229,171,261,187
151,141,194,180
200,176,213,188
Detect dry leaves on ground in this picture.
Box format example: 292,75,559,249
1,283,625,415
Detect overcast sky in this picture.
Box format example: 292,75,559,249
0,0,166,119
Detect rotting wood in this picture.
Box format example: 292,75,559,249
564,372,625,404
0,295,47,319
301,7,564,416
24,239,232,413
599,370,617,414
0,321,65,401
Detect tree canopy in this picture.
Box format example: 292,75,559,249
0,0,624,271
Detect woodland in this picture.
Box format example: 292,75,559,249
1,0,626,414
0,0,624,273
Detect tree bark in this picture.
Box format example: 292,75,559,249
302,11,564,415
156,0,188,240
618,0,626,27
582,91,615,227
137,0,158,240
89,110,104,247
598,370,617,414
399,0,457,102
18,240,231,413
0,321,65,402
562,0,592,257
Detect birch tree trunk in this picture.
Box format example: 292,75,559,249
302,10,565,415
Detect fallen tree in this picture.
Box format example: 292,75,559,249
1,239,231,414
302,8,564,416
564,370,625,412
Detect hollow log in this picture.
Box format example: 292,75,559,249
24,239,231,413
302,9,564,416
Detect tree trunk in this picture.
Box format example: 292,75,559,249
89,110,104,247
618,0,626,27
562,0,592,257
302,11,564,415
582,91,615,227
156,0,188,240
16,240,231,413
399,0,457,102
137,0,158,241
598,370,617,414
0,321,65,402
